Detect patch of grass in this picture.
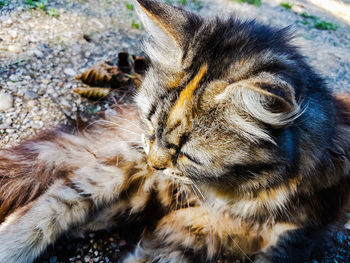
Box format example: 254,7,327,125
131,19,141,29
304,35,312,40
314,20,338,30
0,0,9,8
299,12,338,31
237,0,261,7
280,2,292,9
25,0,60,17
125,2,134,11
177,0,187,5
26,0,47,10
47,8,59,17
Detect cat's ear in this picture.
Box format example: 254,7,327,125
216,73,300,126
135,0,200,70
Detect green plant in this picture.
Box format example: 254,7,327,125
177,0,187,5
125,2,134,10
237,0,261,7
314,20,338,30
0,0,8,8
25,0,60,17
47,8,59,17
280,2,292,9
300,12,338,31
131,19,141,29
26,0,47,10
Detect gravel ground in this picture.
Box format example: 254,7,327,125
1,0,350,262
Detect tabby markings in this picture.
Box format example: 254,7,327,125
167,64,208,127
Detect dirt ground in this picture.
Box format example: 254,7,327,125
1,0,350,262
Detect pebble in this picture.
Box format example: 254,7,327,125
337,232,344,244
49,256,57,263
64,68,77,77
33,49,44,58
0,92,13,111
8,45,22,53
24,90,39,100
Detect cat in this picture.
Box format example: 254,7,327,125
1,0,350,262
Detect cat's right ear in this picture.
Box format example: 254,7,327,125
135,0,201,70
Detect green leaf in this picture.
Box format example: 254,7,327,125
131,20,140,29
237,0,261,7
47,8,59,17
280,2,292,9
177,0,187,5
125,2,134,11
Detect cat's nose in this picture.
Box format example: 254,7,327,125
147,144,171,170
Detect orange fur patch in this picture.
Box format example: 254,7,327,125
168,64,208,126
167,72,185,89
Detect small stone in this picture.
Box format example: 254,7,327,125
0,92,13,111
345,222,350,230
24,90,39,100
41,79,51,85
64,68,76,77
336,231,344,243
105,257,110,262
83,256,90,263
9,74,18,82
8,45,22,53
33,49,44,58
94,251,98,256
49,256,57,263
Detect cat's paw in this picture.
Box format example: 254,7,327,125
121,244,151,263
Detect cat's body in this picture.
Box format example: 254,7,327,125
1,0,350,262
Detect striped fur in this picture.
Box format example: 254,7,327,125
1,1,350,262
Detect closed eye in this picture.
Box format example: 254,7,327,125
179,152,203,165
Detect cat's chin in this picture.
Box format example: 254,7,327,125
162,168,193,184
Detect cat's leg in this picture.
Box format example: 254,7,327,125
0,159,136,263
0,179,93,263
255,226,330,263
122,207,258,263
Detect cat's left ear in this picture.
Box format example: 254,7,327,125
136,0,201,70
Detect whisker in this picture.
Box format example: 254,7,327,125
111,116,143,131
85,120,142,136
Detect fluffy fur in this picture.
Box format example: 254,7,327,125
1,1,350,262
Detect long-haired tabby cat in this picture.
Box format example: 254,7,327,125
1,0,350,262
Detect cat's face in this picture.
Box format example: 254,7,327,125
135,0,302,187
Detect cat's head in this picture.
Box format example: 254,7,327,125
135,0,305,189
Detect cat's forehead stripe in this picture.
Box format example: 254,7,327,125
167,64,208,125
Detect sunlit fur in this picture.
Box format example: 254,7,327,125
1,1,350,263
